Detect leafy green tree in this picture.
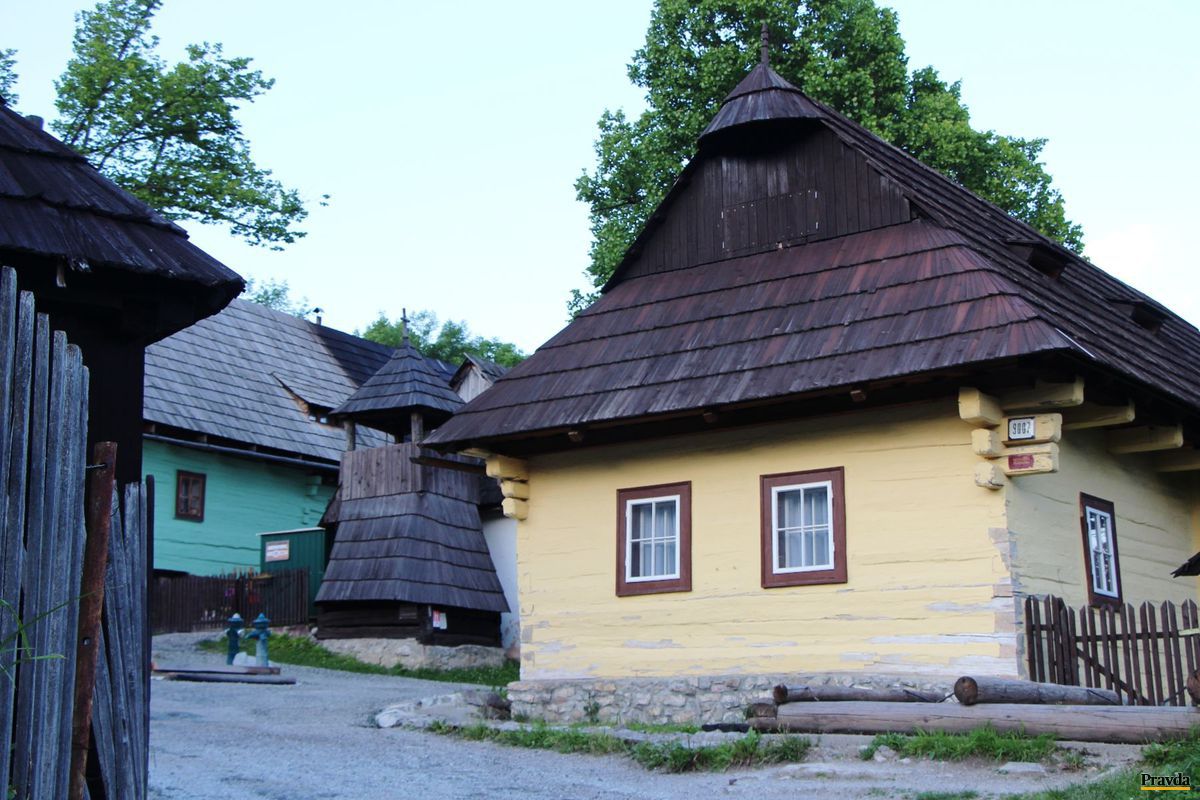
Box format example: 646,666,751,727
4,0,312,248
360,312,526,368
242,276,312,317
0,49,18,105
573,0,1082,312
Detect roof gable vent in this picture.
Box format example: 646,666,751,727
1006,238,1070,279
1110,298,1168,333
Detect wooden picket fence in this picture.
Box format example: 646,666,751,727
151,568,310,633
1025,594,1200,706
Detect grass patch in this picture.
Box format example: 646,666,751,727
198,634,519,686
1013,729,1200,799
427,721,811,773
619,721,702,734
859,727,1058,763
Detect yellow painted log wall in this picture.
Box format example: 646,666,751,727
517,400,1014,679
1007,429,1200,607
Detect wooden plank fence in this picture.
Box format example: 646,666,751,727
0,265,152,799
1025,594,1200,706
151,568,311,633
0,266,90,799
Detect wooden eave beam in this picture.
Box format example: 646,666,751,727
1107,424,1184,454
1061,401,1135,431
1154,449,1200,473
1000,376,1084,412
959,387,1003,427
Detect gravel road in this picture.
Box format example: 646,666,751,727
149,633,1134,799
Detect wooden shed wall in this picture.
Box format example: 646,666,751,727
1007,429,1200,608
515,400,1014,680
620,127,910,282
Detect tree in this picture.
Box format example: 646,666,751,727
360,312,526,368
0,49,18,105
242,276,312,317
5,0,312,248
573,0,1082,313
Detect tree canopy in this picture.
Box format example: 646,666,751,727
3,0,312,248
360,312,526,369
572,0,1082,313
243,276,312,317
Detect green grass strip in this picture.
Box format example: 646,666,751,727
859,726,1058,763
427,721,811,773
197,633,519,687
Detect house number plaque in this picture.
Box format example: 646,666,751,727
1007,417,1036,441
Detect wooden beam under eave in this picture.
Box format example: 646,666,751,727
502,497,528,521
959,387,1003,427
1154,449,1200,473
1000,376,1084,412
500,479,530,500
1107,424,1184,454
1061,401,1136,431
486,455,529,481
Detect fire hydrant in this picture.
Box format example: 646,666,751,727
244,613,271,667
224,613,244,665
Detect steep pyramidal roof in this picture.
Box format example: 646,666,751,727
428,55,1200,455
0,99,243,333
330,338,463,431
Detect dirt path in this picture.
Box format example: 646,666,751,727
149,634,1137,799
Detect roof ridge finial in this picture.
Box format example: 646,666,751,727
760,21,769,65
401,307,409,344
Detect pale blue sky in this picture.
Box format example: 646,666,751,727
4,1,1198,351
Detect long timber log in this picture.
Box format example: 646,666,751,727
758,700,1199,743
954,676,1120,706
773,684,944,704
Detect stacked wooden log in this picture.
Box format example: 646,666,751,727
751,677,1198,744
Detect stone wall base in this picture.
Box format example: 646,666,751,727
321,637,505,671
508,672,954,726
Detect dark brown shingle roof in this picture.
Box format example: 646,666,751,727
428,64,1200,452
0,100,242,315
329,339,463,430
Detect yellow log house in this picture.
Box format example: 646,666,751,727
429,55,1200,685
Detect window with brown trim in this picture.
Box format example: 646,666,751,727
175,471,206,521
760,467,846,588
616,482,691,596
1080,494,1121,606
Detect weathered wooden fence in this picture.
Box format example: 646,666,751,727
151,568,311,633
0,266,151,799
1025,594,1200,706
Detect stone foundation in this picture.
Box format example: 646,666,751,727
507,672,954,726
320,637,506,671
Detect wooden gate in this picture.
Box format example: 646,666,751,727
1025,594,1200,706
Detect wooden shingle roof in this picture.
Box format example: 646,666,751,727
315,445,508,613
428,63,1200,454
0,99,242,329
329,339,464,430
144,300,455,462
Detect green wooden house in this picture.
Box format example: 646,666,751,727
142,299,450,575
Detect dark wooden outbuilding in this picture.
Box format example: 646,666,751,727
0,99,243,483
428,56,1200,455
318,341,507,645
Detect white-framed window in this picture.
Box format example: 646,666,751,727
616,482,692,596
625,495,680,582
1080,494,1121,606
771,480,834,573
760,467,846,588
1085,504,1118,598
